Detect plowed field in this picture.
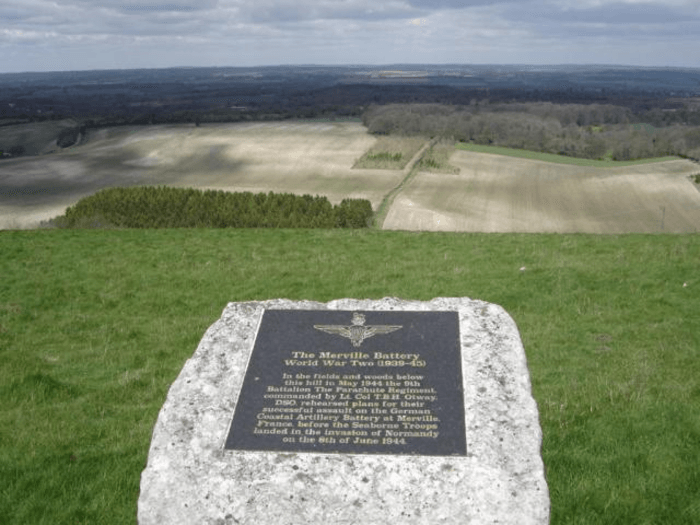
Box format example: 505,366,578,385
0,122,401,229
383,150,700,233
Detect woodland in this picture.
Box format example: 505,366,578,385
361,102,700,161
48,187,374,229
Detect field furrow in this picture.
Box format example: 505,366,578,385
0,122,403,229
383,150,700,233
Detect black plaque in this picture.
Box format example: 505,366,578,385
225,310,466,456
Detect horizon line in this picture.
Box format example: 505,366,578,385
2,63,699,76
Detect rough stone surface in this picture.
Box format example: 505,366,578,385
138,298,550,524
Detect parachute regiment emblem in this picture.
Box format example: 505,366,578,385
313,312,402,347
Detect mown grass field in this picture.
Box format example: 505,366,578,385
1,228,698,524
454,142,680,167
384,150,700,233
0,122,403,229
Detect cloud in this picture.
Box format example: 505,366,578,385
67,0,220,12
494,1,700,49
232,0,419,24
119,5,198,12
0,8,26,21
515,2,700,24
0,0,698,71
406,0,523,8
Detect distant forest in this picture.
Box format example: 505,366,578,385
361,102,700,161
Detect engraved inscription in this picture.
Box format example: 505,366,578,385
225,310,466,456
255,371,439,447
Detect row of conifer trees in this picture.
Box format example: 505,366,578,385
53,186,374,229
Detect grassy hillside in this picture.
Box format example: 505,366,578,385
1,229,698,524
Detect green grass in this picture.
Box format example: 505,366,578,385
353,136,427,169
455,142,679,167
290,117,363,123
0,119,79,156
1,229,699,524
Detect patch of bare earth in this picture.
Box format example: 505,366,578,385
0,122,402,229
383,150,700,233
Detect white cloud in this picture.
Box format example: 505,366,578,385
0,0,697,71
64,0,220,12
230,0,419,24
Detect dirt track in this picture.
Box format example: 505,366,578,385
383,150,700,233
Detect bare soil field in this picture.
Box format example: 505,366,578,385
0,122,402,229
383,150,700,233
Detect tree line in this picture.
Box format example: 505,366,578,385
361,103,700,161
49,187,374,229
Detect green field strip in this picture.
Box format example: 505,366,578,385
288,117,363,123
373,138,438,229
455,142,679,167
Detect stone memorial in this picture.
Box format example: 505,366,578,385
138,297,550,524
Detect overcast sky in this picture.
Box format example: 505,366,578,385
1,0,699,73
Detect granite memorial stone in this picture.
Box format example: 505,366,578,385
138,297,550,524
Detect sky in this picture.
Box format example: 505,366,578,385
1,0,699,73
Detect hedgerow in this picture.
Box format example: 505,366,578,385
52,186,373,229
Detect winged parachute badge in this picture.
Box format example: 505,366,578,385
314,312,402,347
